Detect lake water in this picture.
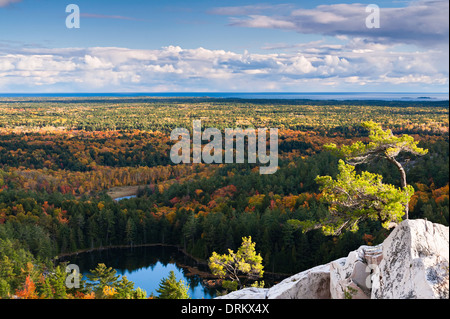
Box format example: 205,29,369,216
1,92,448,101
114,195,137,201
60,245,218,299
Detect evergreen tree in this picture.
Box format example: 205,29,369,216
209,236,264,290
315,160,413,235
156,271,190,299
116,275,136,299
86,263,120,297
325,121,428,219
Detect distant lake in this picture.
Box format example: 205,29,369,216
59,245,218,299
1,92,448,101
114,195,137,201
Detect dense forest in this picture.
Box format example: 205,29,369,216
0,97,448,299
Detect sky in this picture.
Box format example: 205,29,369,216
0,0,448,93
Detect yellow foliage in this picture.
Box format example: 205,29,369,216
166,210,176,224
102,285,117,298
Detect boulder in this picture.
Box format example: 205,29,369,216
371,219,449,299
266,263,330,299
330,245,382,299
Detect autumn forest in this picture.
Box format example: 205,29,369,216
0,96,448,299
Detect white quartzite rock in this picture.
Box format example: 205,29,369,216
215,287,269,299
215,264,330,299
371,219,449,299
266,263,330,299
215,219,449,299
330,245,383,299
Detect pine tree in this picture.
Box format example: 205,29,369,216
86,263,120,297
208,236,264,290
116,276,135,299
325,121,427,219
156,271,190,299
315,159,413,235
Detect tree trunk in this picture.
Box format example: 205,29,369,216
387,157,409,219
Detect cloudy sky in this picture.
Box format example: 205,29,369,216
0,0,448,93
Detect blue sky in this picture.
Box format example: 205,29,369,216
0,0,448,93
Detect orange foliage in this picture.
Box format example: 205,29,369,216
362,233,375,245
15,275,38,299
433,185,449,205
74,291,96,299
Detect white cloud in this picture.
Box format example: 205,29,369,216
0,57,14,71
0,43,447,92
281,55,316,74
83,55,114,70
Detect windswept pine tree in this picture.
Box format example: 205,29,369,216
325,121,428,219
315,159,414,235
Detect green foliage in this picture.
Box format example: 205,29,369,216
325,121,428,164
250,280,265,288
81,263,148,299
0,238,38,298
221,280,239,291
324,121,428,219
316,160,413,235
209,236,264,289
115,275,138,299
156,270,190,299
344,286,359,299
86,263,119,289
133,287,148,299
287,219,318,233
38,263,87,299
85,263,120,297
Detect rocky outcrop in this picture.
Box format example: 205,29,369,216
371,219,449,299
330,244,383,299
265,263,330,299
216,264,330,300
216,287,269,299
215,219,449,299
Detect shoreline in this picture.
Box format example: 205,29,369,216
106,185,147,200
55,242,205,264
54,243,291,281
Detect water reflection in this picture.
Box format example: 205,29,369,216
60,245,217,299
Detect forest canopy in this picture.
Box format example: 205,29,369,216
0,97,448,299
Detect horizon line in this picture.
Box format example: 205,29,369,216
0,92,448,95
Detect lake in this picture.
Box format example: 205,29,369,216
114,195,137,201
1,92,448,101
59,245,218,299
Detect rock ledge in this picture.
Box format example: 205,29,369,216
216,219,449,299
